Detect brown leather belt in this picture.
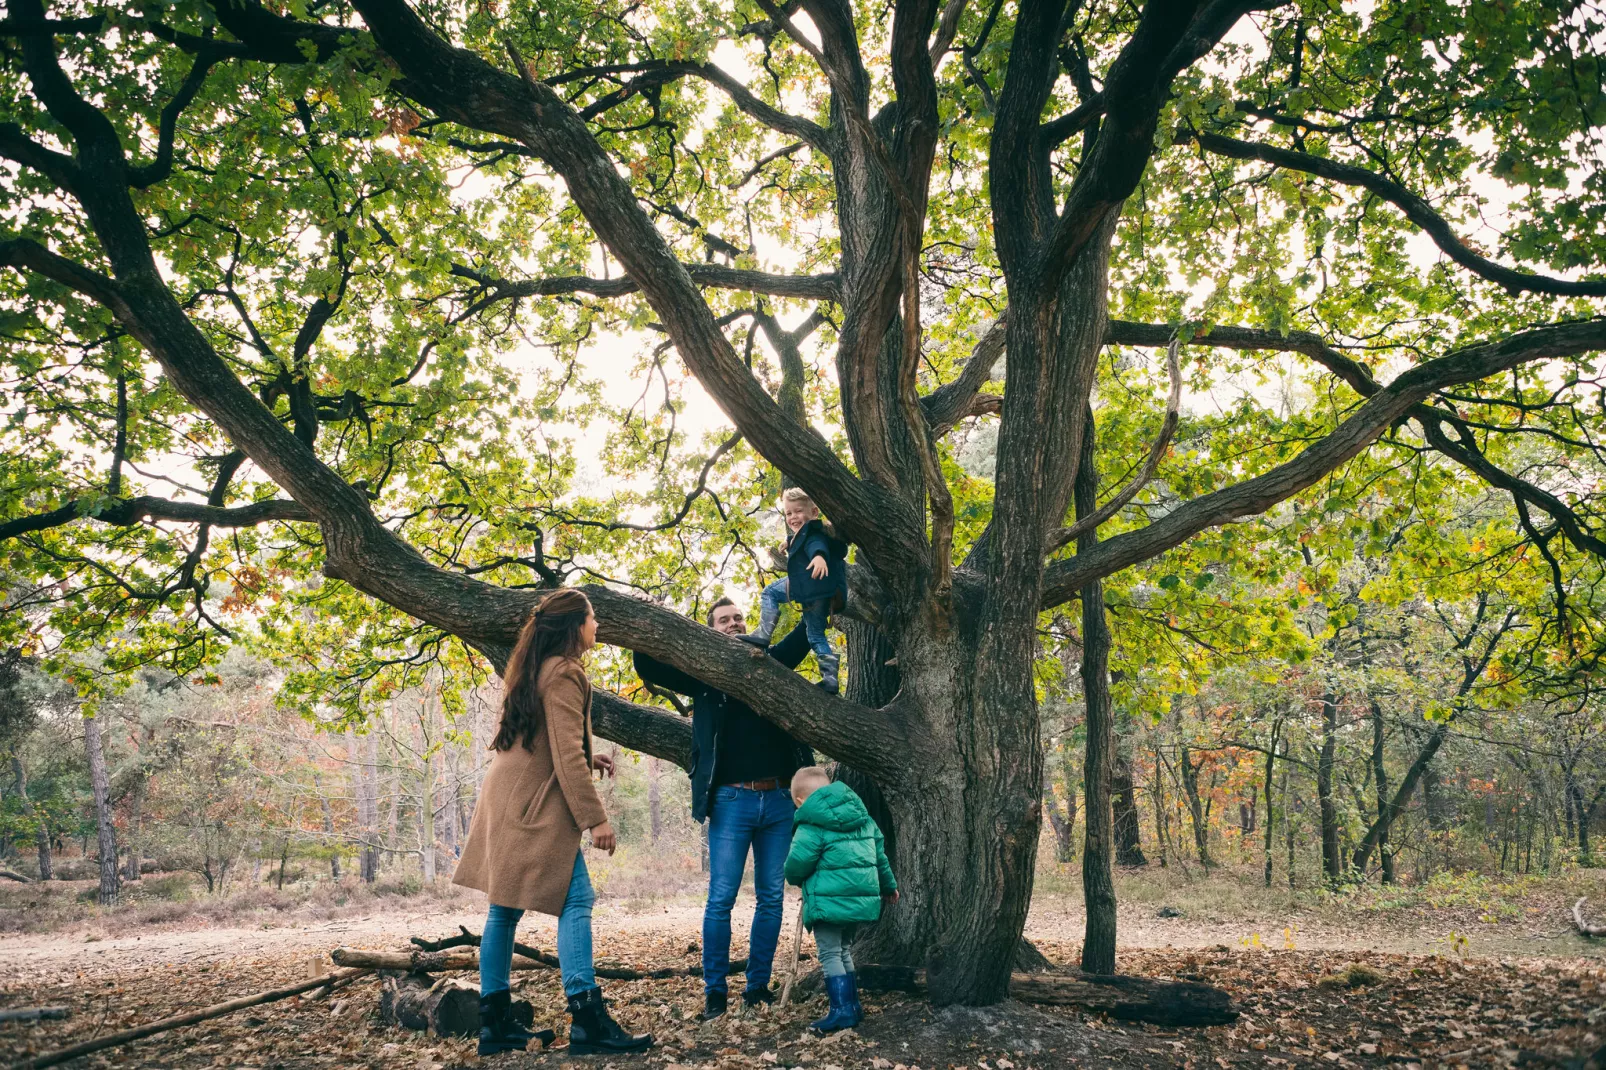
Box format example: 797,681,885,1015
723,777,781,791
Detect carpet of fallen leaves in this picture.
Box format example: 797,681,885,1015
2,927,1602,1070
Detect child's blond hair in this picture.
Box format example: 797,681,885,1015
790,764,831,802
780,486,819,513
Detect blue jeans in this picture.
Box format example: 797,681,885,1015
758,577,833,664
814,923,856,977
480,849,595,997
704,786,794,995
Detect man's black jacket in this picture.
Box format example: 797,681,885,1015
633,624,815,823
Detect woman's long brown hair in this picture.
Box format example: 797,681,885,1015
492,588,592,752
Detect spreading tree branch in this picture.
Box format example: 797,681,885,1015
1193,131,1606,298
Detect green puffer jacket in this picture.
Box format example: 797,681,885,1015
784,781,897,929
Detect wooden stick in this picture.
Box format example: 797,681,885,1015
332,948,550,973
779,909,805,1006
0,1009,68,1024
5,968,374,1070
1575,897,1606,938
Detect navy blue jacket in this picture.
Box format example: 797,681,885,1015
633,625,815,823
786,518,849,611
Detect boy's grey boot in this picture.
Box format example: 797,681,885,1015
817,652,840,694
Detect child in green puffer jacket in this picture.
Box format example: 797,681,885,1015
784,767,898,1035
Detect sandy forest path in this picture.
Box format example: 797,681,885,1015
6,882,1605,978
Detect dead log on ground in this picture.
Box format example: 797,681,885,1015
0,869,33,883
854,965,1239,1027
379,975,480,1036
406,928,775,979
1575,897,1606,938
0,1008,68,1024
332,948,548,973
5,968,373,1070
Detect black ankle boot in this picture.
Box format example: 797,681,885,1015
566,986,654,1055
477,990,530,1057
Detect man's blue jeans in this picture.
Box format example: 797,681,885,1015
704,786,793,996
480,849,595,997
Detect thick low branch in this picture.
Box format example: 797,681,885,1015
1041,318,1606,605
589,690,692,769
1193,132,1606,298
0,496,311,542
586,586,912,775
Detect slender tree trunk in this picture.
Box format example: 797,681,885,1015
1153,749,1168,868
1178,746,1211,869
1077,417,1117,976
1317,692,1343,884
84,712,119,906
648,757,662,845
363,730,381,882
1283,754,1296,889
123,769,145,882
321,788,340,880
1263,720,1279,888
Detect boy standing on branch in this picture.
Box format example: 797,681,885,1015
739,488,849,695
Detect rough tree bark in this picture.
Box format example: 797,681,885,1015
11,756,52,881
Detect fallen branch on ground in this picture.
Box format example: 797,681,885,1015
376,973,553,1047
406,927,776,978
1574,897,1606,938
852,964,1239,1026
0,869,33,883
0,1009,68,1024
4,968,374,1070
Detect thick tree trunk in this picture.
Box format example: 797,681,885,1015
83,712,118,906
1113,756,1147,867
1317,692,1343,884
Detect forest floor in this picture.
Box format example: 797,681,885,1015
2,866,1604,1070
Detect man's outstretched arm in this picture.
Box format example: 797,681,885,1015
633,650,701,695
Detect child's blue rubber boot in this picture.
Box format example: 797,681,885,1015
809,974,857,1035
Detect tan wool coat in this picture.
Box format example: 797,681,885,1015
452,656,608,915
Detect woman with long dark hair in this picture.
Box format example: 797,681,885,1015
453,588,653,1056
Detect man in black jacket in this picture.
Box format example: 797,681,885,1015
633,597,813,1020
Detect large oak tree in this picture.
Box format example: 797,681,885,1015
2,0,1604,1004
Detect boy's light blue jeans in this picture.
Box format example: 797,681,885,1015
480,849,595,997
814,923,855,977
757,577,833,663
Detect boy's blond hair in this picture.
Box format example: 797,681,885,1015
790,764,831,801
780,486,819,513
